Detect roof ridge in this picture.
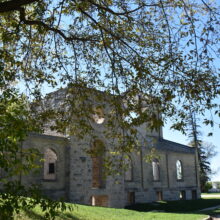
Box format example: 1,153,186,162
160,138,192,148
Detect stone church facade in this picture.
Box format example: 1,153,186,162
21,88,200,208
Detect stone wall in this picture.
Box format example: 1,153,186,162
123,139,199,206
18,87,200,208
68,135,125,208
16,129,201,211
20,131,200,208
21,133,70,200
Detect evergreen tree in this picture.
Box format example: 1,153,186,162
187,111,217,192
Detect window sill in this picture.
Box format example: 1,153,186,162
125,179,133,182
91,186,106,189
42,179,57,182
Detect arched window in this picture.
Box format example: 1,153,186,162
152,159,160,181
176,160,183,180
91,140,105,188
124,157,132,181
44,149,57,180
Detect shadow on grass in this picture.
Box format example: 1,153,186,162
125,198,220,214
200,208,220,218
23,209,44,220
57,212,81,220
23,208,81,220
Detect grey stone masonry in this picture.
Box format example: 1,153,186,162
21,132,200,208
20,88,200,208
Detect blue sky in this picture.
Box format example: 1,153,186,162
163,109,220,182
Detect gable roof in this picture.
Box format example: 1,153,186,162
156,138,195,154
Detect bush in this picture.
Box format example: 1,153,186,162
204,182,212,193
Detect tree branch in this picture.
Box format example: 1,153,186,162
0,0,38,13
77,6,141,57
87,0,154,16
19,7,98,42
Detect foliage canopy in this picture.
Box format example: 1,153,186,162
1,0,219,128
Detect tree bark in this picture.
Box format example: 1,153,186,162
0,0,38,13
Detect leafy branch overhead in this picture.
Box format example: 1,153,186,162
0,1,219,129
0,0,219,162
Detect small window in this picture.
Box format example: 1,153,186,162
192,190,197,200
48,163,55,174
124,157,132,181
176,160,183,180
152,159,160,181
44,149,57,180
157,191,163,201
127,192,135,205
180,190,186,200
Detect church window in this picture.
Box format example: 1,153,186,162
44,149,57,180
157,191,163,201
152,159,160,181
127,192,135,204
176,160,183,180
91,140,105,188
180,190,186,200
192,190,197,199
49,163,55,174
124,157,132,181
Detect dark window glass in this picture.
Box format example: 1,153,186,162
157,191,163,201
180,190,186,200
192,190,197,199
49,163,55,174
128,192,135,204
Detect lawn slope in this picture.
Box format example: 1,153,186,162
15,198,220,220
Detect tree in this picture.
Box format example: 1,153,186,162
199,142,217,192
204,181,212,193
0,0,220,217
0,0,219,153
0,0,219,118
0,89,70,219
198,142,216,192
187,111,217,192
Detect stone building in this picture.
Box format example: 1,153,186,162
21,87,200,208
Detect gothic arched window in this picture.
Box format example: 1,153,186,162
176,160,183,180
44,149,57,180
152,159,160,181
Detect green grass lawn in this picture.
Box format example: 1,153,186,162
14,198,220,220
15,205,207,220
202,192,220,195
